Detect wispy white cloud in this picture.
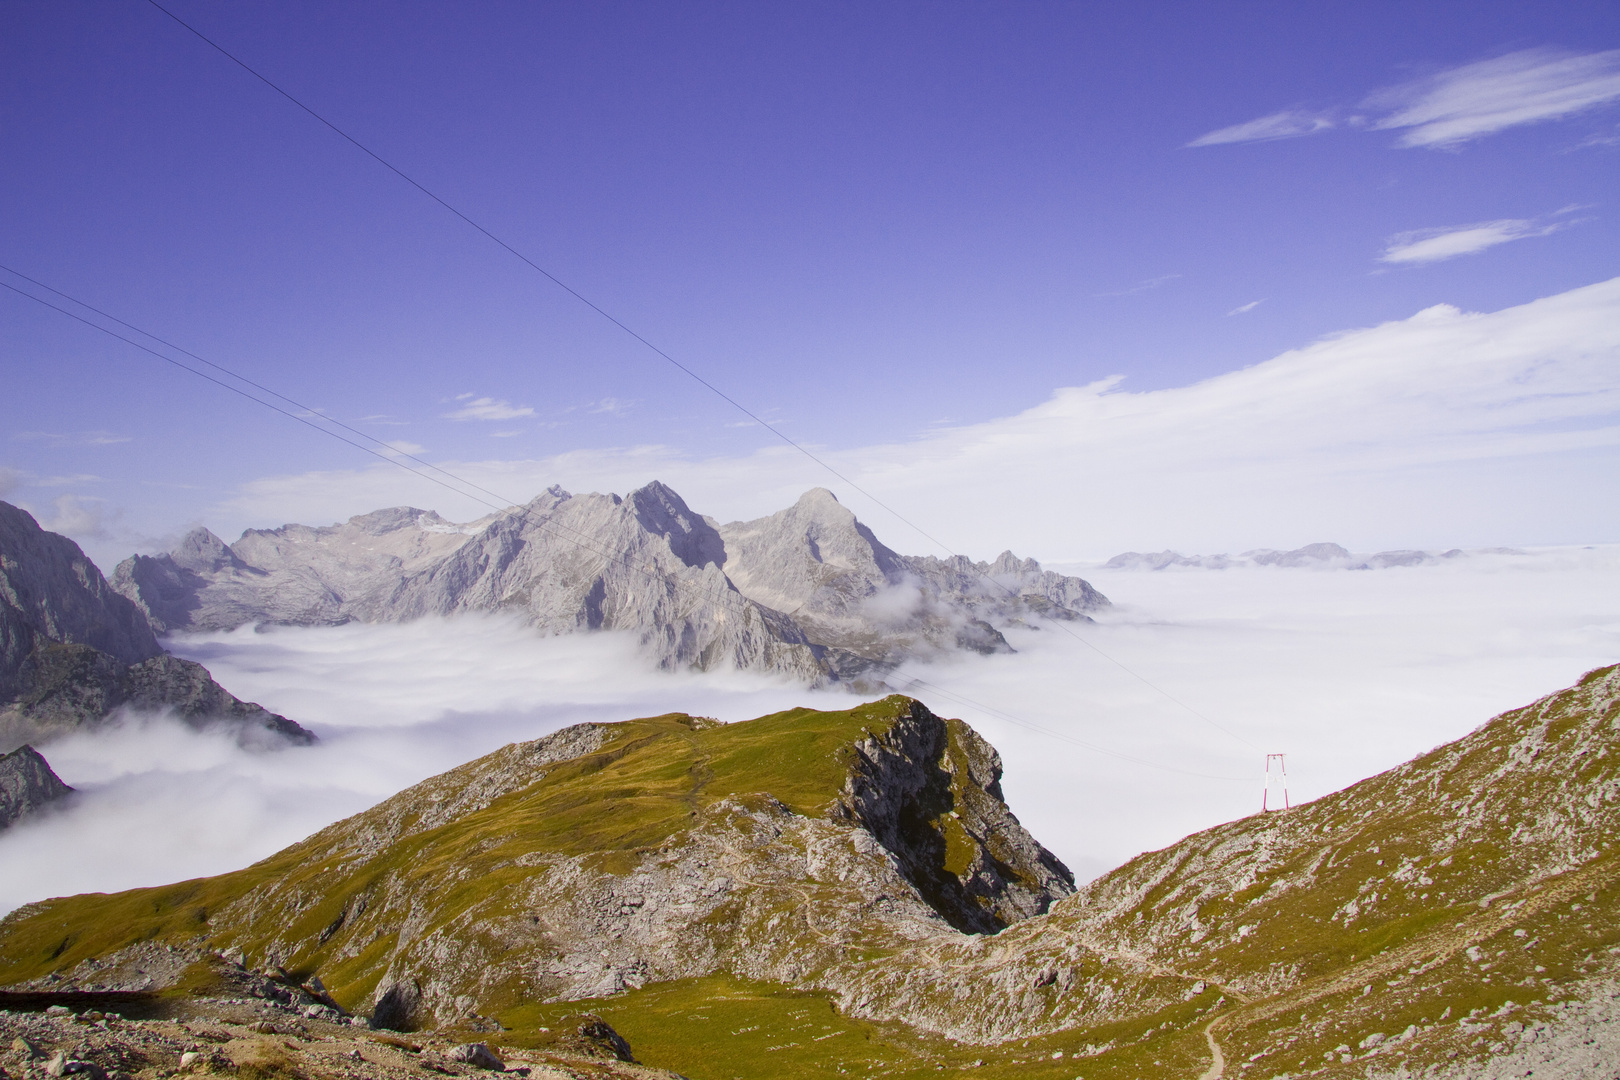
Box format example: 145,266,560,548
379,440,428,457
1371,48,1620,149
1094,274,1181,298
12,431,131,446
35,494,118,540
31,473,104,487
588,397,636,415
359,414,409,426
443,396,536,422
1227,300,1264,316
1379,218,1562,264
1187,110,1335,147
1193,48,1620,153
490,430,523,439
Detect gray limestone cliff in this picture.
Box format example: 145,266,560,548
0,744,73,829
112,482,1107,684
0,502,313,750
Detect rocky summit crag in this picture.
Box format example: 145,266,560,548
7,669,1620,1078
0,744,72,829
0,501,313,752
112,482,1107,683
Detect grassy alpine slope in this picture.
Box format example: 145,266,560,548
3,669,1620,1079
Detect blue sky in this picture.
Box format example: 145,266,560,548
3,1,1619,566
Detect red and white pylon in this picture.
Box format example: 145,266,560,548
1262,753,1290,812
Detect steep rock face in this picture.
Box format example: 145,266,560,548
0,502,314,750
0,502,160,700
110,483,1106,683
831,698,1073,933
0,745,73,829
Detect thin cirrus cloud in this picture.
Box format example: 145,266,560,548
1189,48,1620,149
1379,218,1561,265
1227,300,1264,316
1093,274,1181,298
1185,110,1335,147
442,394,536,422
1372,48,1620,149
12,430,132,446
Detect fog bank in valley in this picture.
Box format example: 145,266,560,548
1,545,1615,913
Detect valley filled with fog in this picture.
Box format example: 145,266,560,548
2,544,1615,914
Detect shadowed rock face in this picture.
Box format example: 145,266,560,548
110,482,1107,684
0,502,314,751
830,698,1074,933
0,502,160,702
0,745,72,829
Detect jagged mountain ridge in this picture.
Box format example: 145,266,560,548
114,482,1108,682
0,501,314,751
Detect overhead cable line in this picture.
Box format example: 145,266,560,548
141,0,1262,755
0,266,1256,782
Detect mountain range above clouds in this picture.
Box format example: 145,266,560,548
1102,542,1527,571
112,482,1108,685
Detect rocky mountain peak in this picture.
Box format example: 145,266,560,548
345,507,436,536
1,502,162,698
627,481,725,570
167,527,246,574
0,744,73,829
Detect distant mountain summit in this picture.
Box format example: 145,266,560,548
0,501,313,751
114,482,1108,683
1105,540,1472,570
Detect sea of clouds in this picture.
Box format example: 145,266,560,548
2,544,1615,914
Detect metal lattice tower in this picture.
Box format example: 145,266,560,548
1262,753,1290,812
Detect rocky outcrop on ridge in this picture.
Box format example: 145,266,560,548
0,744,72,829
112,482,1106,683
0,501,314,750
